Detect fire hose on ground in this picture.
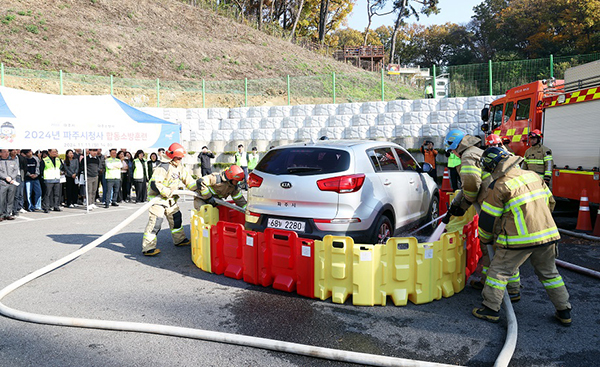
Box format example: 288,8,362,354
0,191,460,367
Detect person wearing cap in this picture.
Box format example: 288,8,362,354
248,147,259,173
194,164,247,211
142,143,198,256
197,146,215,177
522,129,553,187
473,146,571,326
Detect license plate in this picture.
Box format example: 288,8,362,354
267,218,306,232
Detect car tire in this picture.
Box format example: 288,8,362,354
373,215,392,245
425,195,440,234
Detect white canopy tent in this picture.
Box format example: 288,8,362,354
0,86,180,150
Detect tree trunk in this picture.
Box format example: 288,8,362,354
289,0,305,41
318,0,330,42
363,18,372,46
389,9,403,64
258,0,264,30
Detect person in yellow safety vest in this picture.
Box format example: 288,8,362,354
104,149,122,208
425,83,434,98
142,143,198,256
522,129,553,187
40,149,64,213
473,147,571,326
234,144,248,190
446,151,461,191
248,147,259,173
132,150,148,204
194,165,247,211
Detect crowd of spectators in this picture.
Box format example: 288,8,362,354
0,148,163,220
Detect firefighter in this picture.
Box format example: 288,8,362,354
194,165,247,211
522,129,553,186
141,143,198,256
473,147,571,326
443,130,521,296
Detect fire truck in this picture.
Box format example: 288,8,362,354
480,60,600,204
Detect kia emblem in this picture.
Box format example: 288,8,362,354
281,181,292,189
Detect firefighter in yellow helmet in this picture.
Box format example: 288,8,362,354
473,147,571,326
141,143,199,256
194,165,247,210
522,129,553,187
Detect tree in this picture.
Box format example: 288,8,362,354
289,0,306,40
388,0,439,63
363,0,393,46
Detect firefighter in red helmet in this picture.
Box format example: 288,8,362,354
485,134,503,147
522,129,553,186
141,143,199,256
194,164,247,210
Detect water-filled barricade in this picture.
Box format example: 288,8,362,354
190,204,480,306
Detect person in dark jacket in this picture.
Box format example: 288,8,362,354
147,152,159,180
23,150,42,212
85,149,101,210
132,150,148,203
63,149,80,208
0,149,19,221
198,146,215,177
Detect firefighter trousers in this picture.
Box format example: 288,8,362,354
482,243,571,312
142,201,187,252
479,243,521,293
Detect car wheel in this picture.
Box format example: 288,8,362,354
373,215,392,244
425,195,440,234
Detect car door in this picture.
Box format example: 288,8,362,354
393,147,426,221
367,147,414,230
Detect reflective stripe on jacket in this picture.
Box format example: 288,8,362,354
198,172,247,209
455,135,484,209
478,158,559,249
147,159,197,202
522,144,553,178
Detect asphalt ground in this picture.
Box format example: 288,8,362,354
1,200,599,367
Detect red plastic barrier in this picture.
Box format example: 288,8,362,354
212,221,245,279
242,230,264,285
295,238,315,298
218,202,245,226
463,215,482,280
210,225,225,275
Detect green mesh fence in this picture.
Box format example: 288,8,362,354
448,52,600,97
2,52,599,107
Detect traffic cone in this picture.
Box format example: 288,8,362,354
593,208,600,237
441,167,452,192
576,190,592,231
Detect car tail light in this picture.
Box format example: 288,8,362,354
245,211,261,224
247,172,263,188
317,174,365,193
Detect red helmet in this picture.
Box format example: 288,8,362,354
166,143,186,159
528,129,543,138
501,136,511,144
225,165,245,182
485,134,502,146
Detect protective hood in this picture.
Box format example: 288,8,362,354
492,155,524,180
456,135,482,155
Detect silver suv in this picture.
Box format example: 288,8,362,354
245,140,439,244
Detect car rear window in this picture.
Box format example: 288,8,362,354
255,148,350,176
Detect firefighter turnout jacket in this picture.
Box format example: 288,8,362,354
454,135,486,210
197,172,247,209
148,159,197,202
522,144,553,181
479,156,559,248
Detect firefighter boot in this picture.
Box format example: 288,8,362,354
143,248,161,256
472,306,500,323
555,308,572,327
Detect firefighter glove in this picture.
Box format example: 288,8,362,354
448,204,466,217
206,196,216,206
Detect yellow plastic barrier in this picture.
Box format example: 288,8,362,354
191,210,212,272
314,236,354,304
439,231,465,297
197,204,220,226
352,244,384,306
410,240,443,305
444,191,477,234
380,238,418,306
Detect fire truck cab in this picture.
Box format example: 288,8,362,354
480,60,600,204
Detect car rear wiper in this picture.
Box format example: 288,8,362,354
286,166,323,173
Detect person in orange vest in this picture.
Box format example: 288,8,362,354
420,140,438,180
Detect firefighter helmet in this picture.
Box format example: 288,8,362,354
481,146,510,173
225,165,245,182
166,143,186,159
529,129,543,138
444,129,466,150
485,134,502,147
